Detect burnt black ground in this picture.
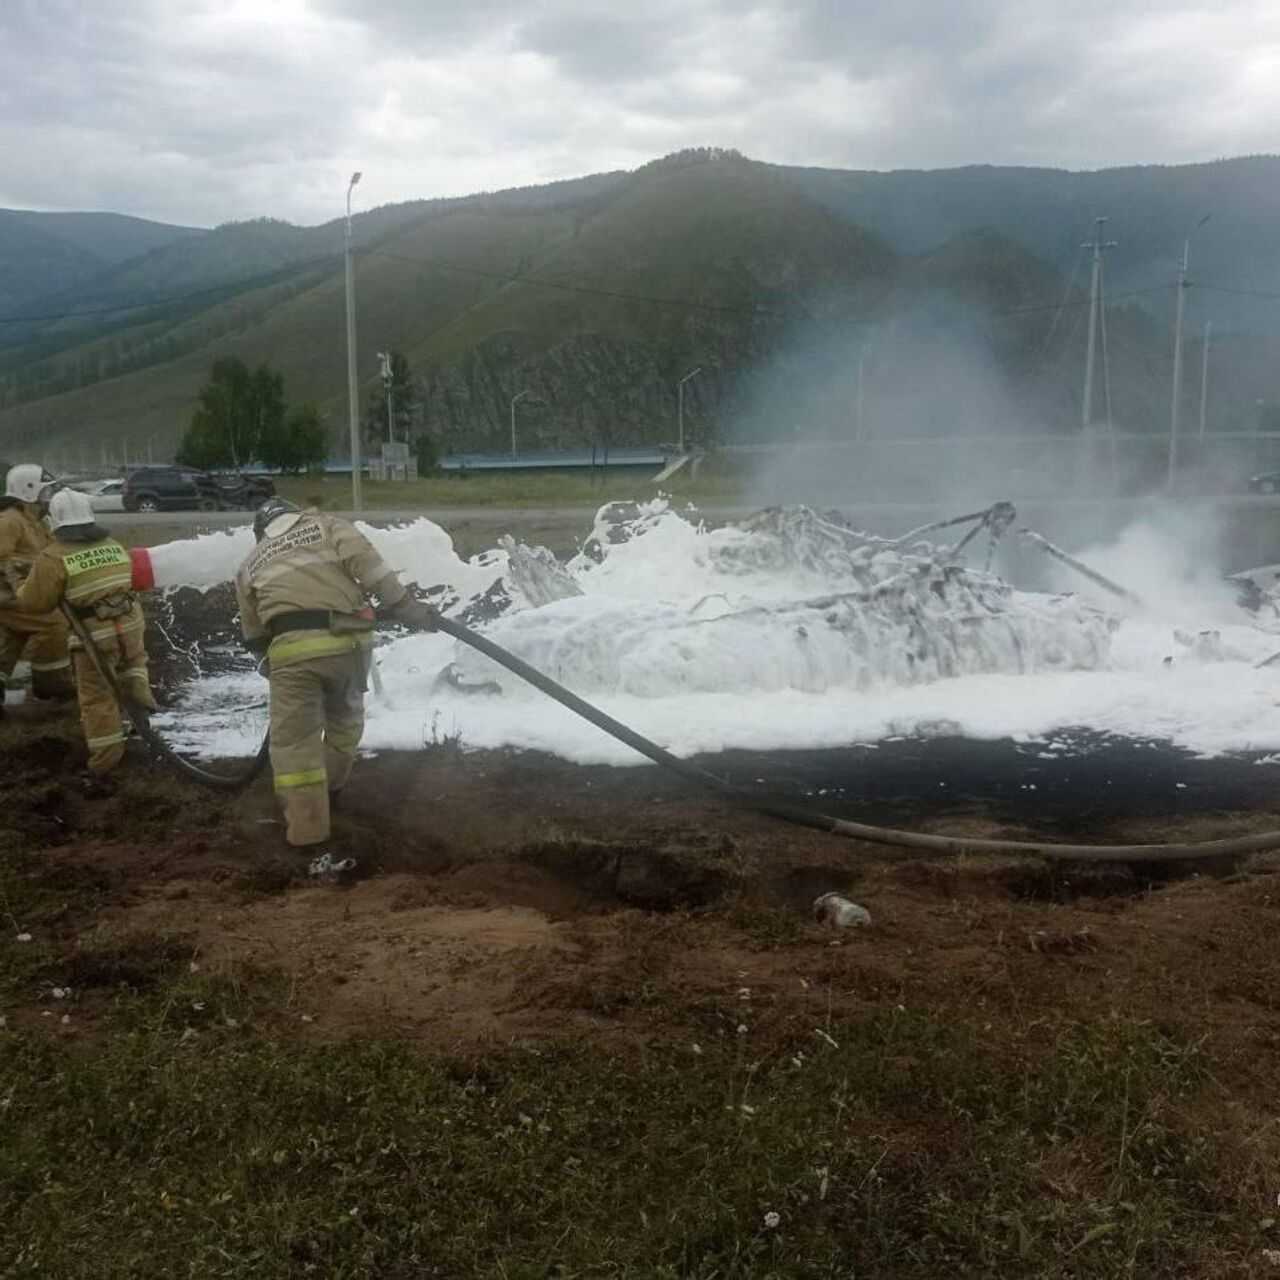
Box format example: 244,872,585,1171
701,732,1280,837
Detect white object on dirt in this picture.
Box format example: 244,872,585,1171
812,893,871,928
307,853,356,882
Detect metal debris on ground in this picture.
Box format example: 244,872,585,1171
812,893,872,928
307,853,357,883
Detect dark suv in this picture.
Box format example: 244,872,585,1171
122,466,224,513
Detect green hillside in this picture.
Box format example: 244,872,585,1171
1,150,1274,466
0,154,898,459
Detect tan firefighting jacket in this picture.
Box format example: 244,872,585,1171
234,509,406,670
0,503,50,568
15,535,144,649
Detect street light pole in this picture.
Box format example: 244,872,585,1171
677,367,702,452
344,171,363,512
510,389,531,458
1198,320,1213,441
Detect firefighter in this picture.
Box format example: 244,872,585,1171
12,488,157,772
0,464,73,714
235,498,437,853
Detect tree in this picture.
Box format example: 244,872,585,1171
176,358,285,469
363,350,416,446
410,433,438,474
259,405,328,474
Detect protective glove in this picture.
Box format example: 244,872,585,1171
244,635,270,658
390,595,440,633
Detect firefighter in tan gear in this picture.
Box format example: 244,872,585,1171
235,498,437,852
0,464,73,714
13,488,157,772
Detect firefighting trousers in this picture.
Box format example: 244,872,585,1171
268,649,368,847
0,604,72,695
73,614,157,773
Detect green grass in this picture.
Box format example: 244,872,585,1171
275,462,749,511
1,826,1273,1277
1,962,1267,1276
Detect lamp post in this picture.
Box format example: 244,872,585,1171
677,367,702,452
344,171,363,512
510,389,532,458
1167,214,1210,494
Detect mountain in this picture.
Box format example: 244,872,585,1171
0,150,1277,466
780,157,1280,328
0,209,201,313
0,153,895,459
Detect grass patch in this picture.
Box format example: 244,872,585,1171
275,460,748,512
0,974,1269,1277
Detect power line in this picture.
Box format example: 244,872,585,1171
1195,281,1280,302
0,243,1179,339
369,244,1175,322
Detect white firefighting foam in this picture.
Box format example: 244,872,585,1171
152,501,1280,763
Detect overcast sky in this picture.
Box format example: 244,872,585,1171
2,0,1277,228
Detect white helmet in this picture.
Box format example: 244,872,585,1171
5,463,53,504
46,487,97,533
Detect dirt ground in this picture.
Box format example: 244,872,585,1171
6,699,1280,1274
4,701,1279,1058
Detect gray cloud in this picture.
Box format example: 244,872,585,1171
0,0,1276,226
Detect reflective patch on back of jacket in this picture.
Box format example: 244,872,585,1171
63,543,130,576
244,518,328,580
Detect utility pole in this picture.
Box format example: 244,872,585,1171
344,171,363,512
677,367,702,452
510,389,531,458
1198,320,1212,441
378,351,394,445
1081,217,1117,435
854,342,874,440
1168,215,1210,494
1167,238,1191,493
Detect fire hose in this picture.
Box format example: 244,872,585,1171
59,603,270,790
67,595,1280,863
433,615,1280,865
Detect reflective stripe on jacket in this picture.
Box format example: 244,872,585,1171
15,537,143,646
234,509,405,669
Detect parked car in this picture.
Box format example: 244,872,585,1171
121,466,224,513
212,472,277,510
1248,470,1280,494
70,478,126,512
